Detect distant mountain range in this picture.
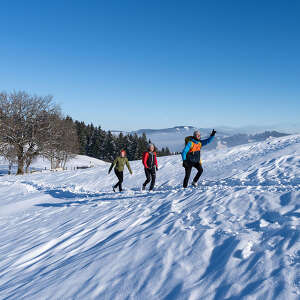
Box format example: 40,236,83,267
112,126,290,152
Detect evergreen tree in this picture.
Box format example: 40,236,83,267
103,131,117,162
72,118,172,162
165,147,171,155
136,132,148,160
116,132,127,153
88,128,101,158
75,121,88,155
97,127,107,160
126,134,136,161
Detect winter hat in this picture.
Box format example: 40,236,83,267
148,143,154,150
193,130,201,137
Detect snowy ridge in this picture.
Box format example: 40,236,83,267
112,126,290,152
0,135,299,299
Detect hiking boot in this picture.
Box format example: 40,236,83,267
142,185,146,191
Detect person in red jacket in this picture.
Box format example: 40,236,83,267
142,144,158,191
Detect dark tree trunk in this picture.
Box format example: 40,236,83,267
25,159,31,173
16,147,24,175
8,163,12,175
17,157,24,175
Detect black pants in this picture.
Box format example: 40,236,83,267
183,162,203,188
114,169,124,191
143,167,156,190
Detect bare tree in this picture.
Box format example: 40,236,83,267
0,91,60,174
42,117,79,169
59,118,79,169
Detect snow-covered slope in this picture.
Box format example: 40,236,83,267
113,126,228,152
0,135,299,299
0,154,106,176
113,126,290,152
135,126,217,152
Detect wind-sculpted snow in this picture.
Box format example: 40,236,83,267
0,135,299,299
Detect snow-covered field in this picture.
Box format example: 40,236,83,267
0,135,299,299
0,155,106,176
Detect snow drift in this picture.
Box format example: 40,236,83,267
0,135,299,299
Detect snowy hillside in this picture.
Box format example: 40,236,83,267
0,135,299,299
134,126,221,151
112,126,289,152
0,155,106,176
113,126,228,151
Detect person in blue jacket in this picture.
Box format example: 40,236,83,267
181,129,216,188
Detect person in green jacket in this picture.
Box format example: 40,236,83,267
108,149,133,192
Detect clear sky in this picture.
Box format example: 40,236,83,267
1,0,299,131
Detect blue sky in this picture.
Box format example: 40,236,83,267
1,0,299,131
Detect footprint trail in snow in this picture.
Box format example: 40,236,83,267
0,135,299,299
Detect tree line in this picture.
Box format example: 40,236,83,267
0,91,78,174
72,119,171,162
0,91,171,174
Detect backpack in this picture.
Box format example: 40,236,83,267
184,136,202,164
185,136,193,145
142,151,157,167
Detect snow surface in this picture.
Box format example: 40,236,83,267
0,155,106,176
0,135,299,299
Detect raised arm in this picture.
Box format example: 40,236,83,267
200,129,216,147
200,135,214,147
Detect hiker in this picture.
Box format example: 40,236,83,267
142,144,158,191
108,150,132,192
181,129,216,188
